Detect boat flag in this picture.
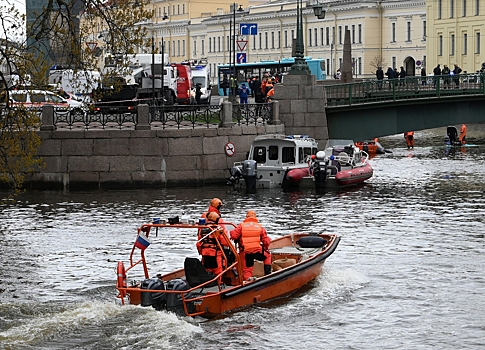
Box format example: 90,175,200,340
134,233,151,250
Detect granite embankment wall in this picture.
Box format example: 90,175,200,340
27,124,285,190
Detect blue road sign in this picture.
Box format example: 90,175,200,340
236,53,247,63
240,23,258,36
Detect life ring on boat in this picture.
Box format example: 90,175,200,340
273,258,297,269
117,261,127,290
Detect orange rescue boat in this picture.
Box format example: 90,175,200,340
116,218,340,319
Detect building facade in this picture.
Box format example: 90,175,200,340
165,0,427,80
426,0,485,73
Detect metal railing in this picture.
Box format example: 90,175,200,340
51,102,272,130
325,73,485,107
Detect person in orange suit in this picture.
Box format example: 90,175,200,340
197,212,230,277
404,131,415,149
459,124,467,145
230,210,272,281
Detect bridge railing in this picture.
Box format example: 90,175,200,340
325,73,485,107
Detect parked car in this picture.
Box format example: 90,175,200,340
8,89,84,112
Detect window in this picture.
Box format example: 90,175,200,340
314,28,318,46
332,27,335,45
284,30,288,47
338,26,342,44
209,38,211,53
392,56,396,68
253,147,267,163
182,40,185,56
308,29,312,46
271,32,275,49
201,39,205,55
326,27,330,45
193,40,196,56
183,4,185,14
177,5,180,15
259,33,262,49
392,23,396,42
358,24,362,43
438,0,442,18
464,33,468,54
451,34,455,55
476,0,480,15
463,0,467,16
218,37,220,52
265,32,268,49
423,20,427,40
253,35,256,50
450,0,454,17
177,40,180,56
282,147,295,163
352,25,355,43
407,22,411,41
439,35,443,55
278,31,281,48
173,40,175,56
358,57,362,75
476,32,481,53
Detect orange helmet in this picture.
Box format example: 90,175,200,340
210,198,223,210
207,212,220,223
246,210,257,218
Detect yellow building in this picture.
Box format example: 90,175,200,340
426,0,484,73
150,0,254,61
185,0,427,81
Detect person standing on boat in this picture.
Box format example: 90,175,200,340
230,210,272,281
201,197,223,218
404,131,415,149
459,124,467,144
197,212,230,277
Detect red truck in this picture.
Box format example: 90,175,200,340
174,63,194,105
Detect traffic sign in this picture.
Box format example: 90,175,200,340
240,23,258,36
86,42,98,52
236,53,247,63
416,60,422,66
225,142,236,157
237,40,247,51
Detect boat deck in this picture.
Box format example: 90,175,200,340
270,246,322,259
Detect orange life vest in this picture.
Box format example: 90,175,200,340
241,217,262,254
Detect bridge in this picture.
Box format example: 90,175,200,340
323,73,485,141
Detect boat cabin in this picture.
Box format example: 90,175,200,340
249,134,318,166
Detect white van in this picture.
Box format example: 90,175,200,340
191,65,212,104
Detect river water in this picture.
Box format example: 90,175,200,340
1,127,484,350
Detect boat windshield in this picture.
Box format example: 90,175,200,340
282,147,295,163
253,146,266,163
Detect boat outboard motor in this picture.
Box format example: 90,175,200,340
242,160,257,192
313,151,328,188
165,278,195,315
140,277,166,310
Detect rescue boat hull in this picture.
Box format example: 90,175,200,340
116,221,340,319
335,163,374,186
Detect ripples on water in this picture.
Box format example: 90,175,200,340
1,128,485,349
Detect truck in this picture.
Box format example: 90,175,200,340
173,63,194,105
48,68,101,102
91,62,193,113
190,64,212,104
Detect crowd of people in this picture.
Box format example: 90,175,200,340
220,72,280,104
197,198,272,282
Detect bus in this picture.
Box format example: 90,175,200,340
217,57,326,95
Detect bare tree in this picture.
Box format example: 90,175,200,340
369,56,386,74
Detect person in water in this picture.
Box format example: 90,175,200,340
404,131,415,149
459,124,467,145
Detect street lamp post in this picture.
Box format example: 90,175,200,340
289,0,326,75
230,3,244,103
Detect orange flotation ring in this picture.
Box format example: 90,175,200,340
117,261,127,298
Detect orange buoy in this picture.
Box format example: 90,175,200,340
117,261,127,298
